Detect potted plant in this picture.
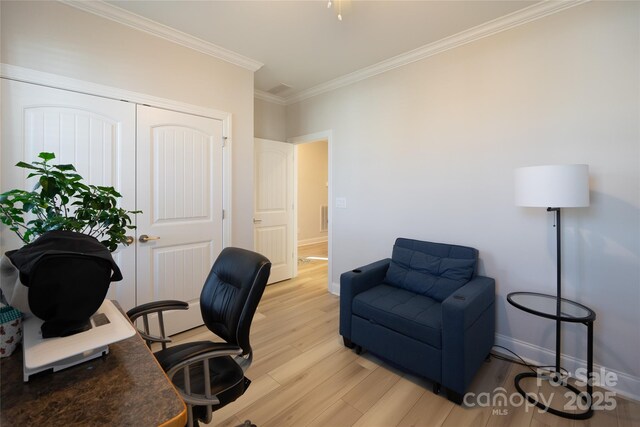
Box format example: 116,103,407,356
0,152,138,252
0,152,139,337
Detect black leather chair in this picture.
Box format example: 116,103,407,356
127,247,271,427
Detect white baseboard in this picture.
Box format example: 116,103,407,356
298,237,328,247
494,333,640,402
330,281,340,296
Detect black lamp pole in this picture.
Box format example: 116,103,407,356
548,207,562,373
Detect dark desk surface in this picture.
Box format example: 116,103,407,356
0,306,187,427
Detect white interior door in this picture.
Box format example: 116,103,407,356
254,138,294,284
0,79,137,310
136,105,224,335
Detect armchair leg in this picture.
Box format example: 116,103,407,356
342,337,355,349
447,389,464,405
433,382,441,395
355,345,363,355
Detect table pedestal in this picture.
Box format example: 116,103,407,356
507,292,595,420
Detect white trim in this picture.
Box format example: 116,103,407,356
254,90,287,106
298,237,328,247
1,63,233,249
284,0,589,105
1,64,230,121
288,131,333,146
60,0,263,72
330,282,340,296
293,146,299,279
494,333,640,402
54,0,584,106
222,130,232,248
288,131,334,295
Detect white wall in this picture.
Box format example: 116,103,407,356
286,2,640,397
297,140,328,245
255,97,287,142
0,0,255,249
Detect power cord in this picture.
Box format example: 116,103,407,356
490,345,570,381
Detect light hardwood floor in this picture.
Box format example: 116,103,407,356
169,242,640,427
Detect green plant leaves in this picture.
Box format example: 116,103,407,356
53,164,76,172
0,152,138,251
38,152,56,161
15,161,40,170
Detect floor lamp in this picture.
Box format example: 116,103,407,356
514,164,590,374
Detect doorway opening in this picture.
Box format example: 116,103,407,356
296,139,328,266
290,131,333,294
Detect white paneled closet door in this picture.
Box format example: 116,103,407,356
0,79,137,310
254,138,294,284
136,105,224,335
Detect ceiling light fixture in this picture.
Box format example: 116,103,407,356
327,0,343,21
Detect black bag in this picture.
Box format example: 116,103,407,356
4,231,122,338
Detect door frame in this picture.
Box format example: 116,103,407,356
1,63,233,250
288,130,335,294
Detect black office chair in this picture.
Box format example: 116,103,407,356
127,247,271,427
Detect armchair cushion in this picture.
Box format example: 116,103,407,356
353,284,442,349
384,243,476,302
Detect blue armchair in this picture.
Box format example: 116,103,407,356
339,238,495,403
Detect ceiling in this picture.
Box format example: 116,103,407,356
104,0,539,102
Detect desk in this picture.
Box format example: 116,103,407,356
0,303,187,427
507,291,595,420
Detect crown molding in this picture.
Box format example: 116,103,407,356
1,63,231,129
60,0,263,72
254,90,287,106
284,0,589,105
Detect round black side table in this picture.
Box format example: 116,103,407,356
507,291,596,420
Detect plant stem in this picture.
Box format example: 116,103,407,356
0,205,27,242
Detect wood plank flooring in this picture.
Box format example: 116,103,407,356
168,242,639,427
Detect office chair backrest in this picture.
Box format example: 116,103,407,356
199,247,271,355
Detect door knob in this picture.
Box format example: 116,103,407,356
139,234,160,242
125,236,135,245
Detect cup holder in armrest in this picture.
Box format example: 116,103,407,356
352,269,362,273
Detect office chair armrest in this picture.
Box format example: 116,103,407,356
163,342,246,407
162,342,244,375
126,300,189,319
126,300,189,347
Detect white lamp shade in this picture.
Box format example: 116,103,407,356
515,164,590,207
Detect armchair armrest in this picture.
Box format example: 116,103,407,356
126,300,189,348
441,276,496,395
339,258,390,340
442,276,495,331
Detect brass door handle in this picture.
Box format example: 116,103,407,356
125,236,135,245
139,234,160,242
